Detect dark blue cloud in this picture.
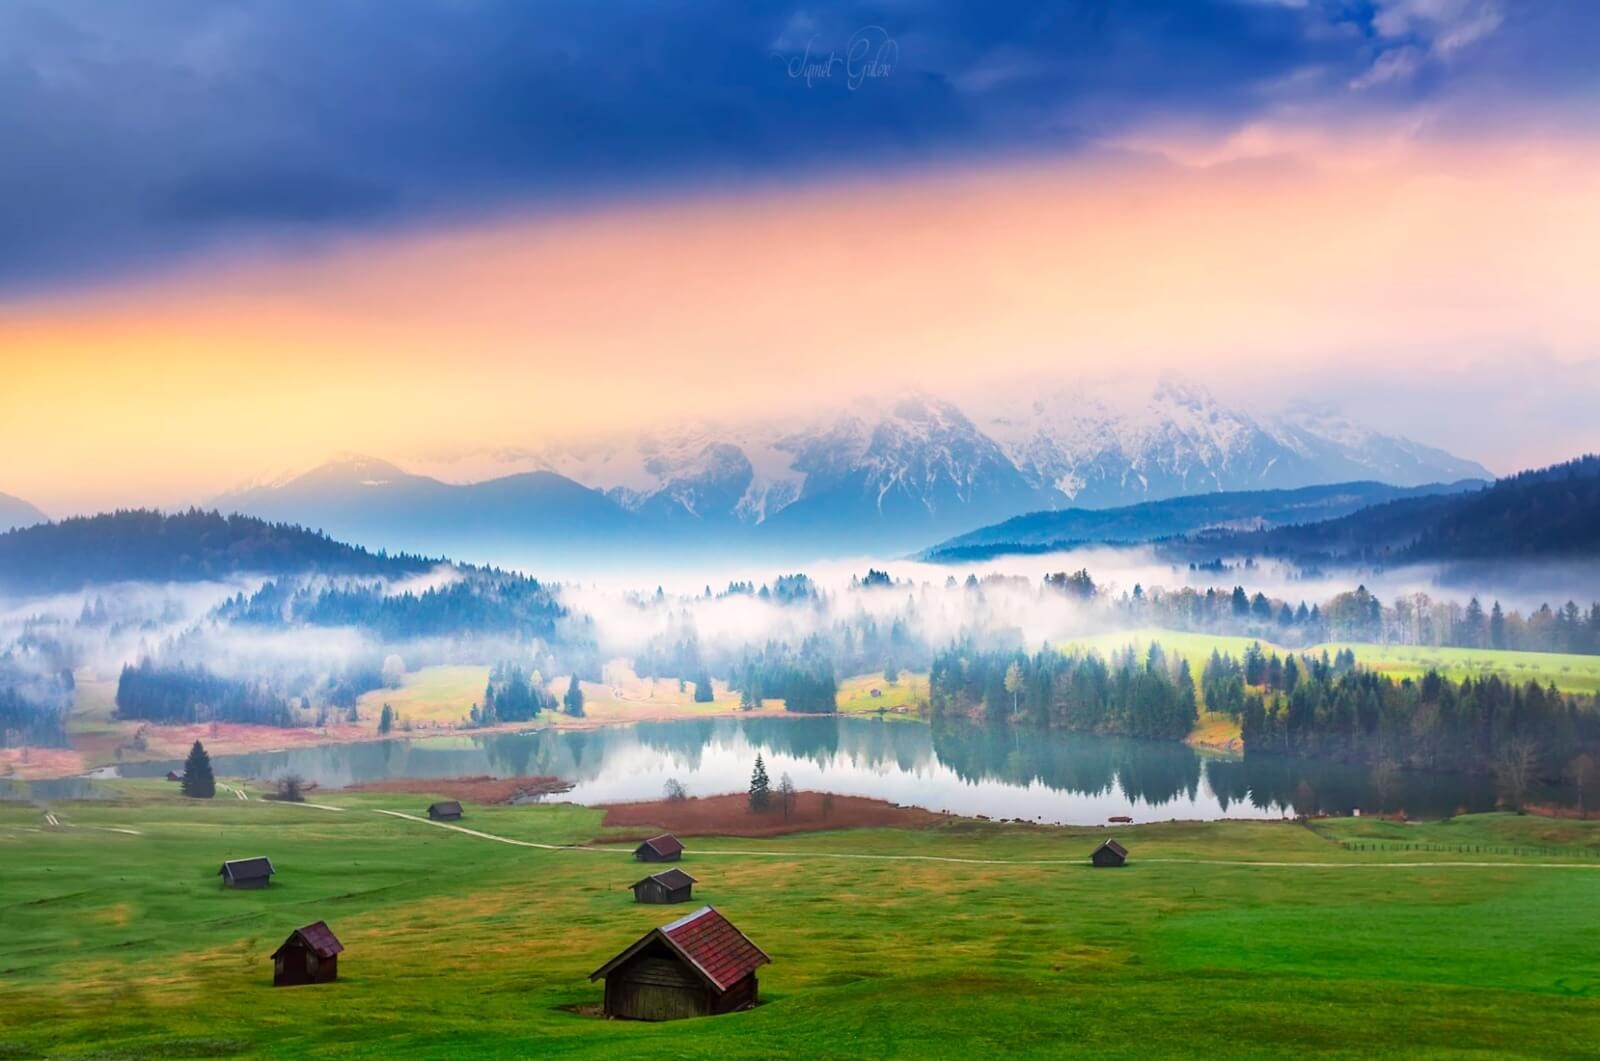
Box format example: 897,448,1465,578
0,0,1592,293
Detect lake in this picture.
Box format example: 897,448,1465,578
75,716,1554,824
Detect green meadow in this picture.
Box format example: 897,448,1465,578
1064,628,1600,694
4,783,1600,1058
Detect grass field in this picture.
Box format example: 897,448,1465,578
3,784,1599,1058
836,673,924,719
356,665,490,727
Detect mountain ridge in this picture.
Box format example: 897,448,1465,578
921,478,1487,562
0,491,47,533
218,384,1491,558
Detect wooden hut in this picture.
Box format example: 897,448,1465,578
634,833,684,862
632,868,696,905
271,921,343,986
1091,838,1128,867
590,906,769,1021
218,856,275,889
165,770,183,782
427,800,464,821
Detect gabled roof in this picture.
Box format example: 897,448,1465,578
638,833,684,857
633,868,697,890
273,920,344,960
590,906,770,993
1097,839,1128,857
428,800,463,815
218,856,274,880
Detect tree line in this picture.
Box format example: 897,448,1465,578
731,638,839,713
1087,573,1600,656
217,570,566,640
929,641,1198,740
0,658,72,748
1220,645,1600,786
115,659,295,728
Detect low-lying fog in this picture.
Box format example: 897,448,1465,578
4,544,1595,715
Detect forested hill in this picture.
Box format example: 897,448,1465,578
1404,455,1600,561
1176,455,1600,565
0,509,442,594
921,480,1480,562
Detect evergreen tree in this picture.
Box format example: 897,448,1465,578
693,672,714,703
563,674,585,717
748,754,771,812
378,703,394,735
180,739,215,799
1489,601,1507,649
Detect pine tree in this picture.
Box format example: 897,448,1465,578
563,674,585,717
748,754,771,812
693,672,714,703
378,703,394,735
181,740,215,799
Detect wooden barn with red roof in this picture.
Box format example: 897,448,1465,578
590,906,770,1021
271,921,344,987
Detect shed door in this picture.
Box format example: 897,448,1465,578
616,957,706,1021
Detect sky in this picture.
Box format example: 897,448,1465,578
2,0,1599,513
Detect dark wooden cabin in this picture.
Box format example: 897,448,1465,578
1091,839,1128,867
632,868,696,905
634,833,684,862
272,921,343,986
218,856,275,889
590,905,770,1021
165,770,183,782
427,800,464,821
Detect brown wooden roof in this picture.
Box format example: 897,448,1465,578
590,906,769,993
639,833,684,857
633,868,697,890
273,921,344,960
1098,839,1128,857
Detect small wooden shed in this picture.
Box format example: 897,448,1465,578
165,770,183,782
427,800,464,821
1091,838,1128,867
272,921,343,986
633,868,696,905
635,833,684,862
219,856,275,889
590,905,770,1021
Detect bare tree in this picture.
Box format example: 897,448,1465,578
1493,740,1539,812
1370,757,1401,813
663,778,688,802
777,773,796,821
1566,753,1597,814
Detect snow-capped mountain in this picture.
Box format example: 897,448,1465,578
219,382,1490,559
978,379,1489,509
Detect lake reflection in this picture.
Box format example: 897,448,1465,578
97,716,1540,824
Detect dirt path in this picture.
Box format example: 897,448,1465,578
372,809,622,851
371,809,1600,870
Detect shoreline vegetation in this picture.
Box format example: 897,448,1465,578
6,629,1598,798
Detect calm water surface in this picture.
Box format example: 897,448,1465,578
74,716,1549,824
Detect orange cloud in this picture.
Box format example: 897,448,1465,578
3,131,1597,512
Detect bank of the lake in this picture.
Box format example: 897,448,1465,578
56,714,1582,824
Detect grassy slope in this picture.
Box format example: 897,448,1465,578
3,785,1599,1058
1063,628,1600,694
